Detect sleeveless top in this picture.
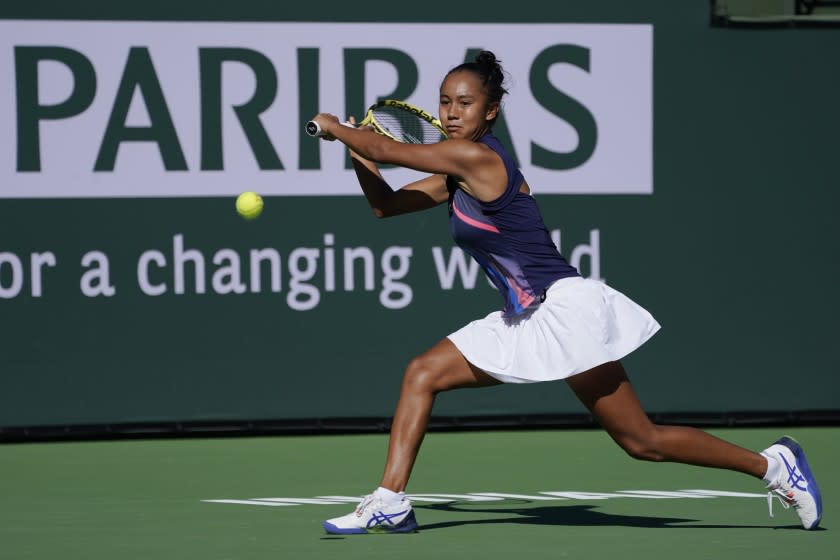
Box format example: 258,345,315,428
447,133,579,317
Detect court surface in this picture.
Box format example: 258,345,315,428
1,427,834,559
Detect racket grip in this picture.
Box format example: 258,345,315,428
305,120,355,138
305,120,325,137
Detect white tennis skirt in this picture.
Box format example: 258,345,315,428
447,276,661,383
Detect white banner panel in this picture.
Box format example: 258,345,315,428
0,21,652,198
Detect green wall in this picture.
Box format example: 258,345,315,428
1,1,838,430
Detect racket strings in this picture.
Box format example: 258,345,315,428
371,106,445,145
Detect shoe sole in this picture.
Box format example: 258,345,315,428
777,435,823,529
323,510,419,535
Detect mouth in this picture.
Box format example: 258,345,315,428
445,126,461,134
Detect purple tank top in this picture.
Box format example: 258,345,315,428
447,133,579,317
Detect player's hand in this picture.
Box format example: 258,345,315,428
311,113,340,141
348,115,375,133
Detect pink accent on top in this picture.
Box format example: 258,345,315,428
452,199,500,234
510,280,536,309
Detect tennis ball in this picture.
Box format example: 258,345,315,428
236,191,263,220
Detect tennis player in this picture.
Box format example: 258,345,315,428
308,51,822,534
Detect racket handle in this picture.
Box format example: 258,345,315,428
305,120,355,138
305,120,325,137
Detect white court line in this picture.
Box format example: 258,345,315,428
202,489,766,507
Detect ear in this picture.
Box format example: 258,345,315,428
485,102,500,122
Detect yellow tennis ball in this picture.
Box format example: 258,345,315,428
236,191,263,220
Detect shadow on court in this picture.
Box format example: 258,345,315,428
415,502,809,531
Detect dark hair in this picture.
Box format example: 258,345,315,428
446,50,508,115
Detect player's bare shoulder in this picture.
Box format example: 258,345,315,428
440,138,500,171
447,141,507,202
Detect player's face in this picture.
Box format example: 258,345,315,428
439,71,499,141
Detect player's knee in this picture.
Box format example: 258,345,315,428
402,355,442,393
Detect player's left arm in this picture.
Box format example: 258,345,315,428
340,130,504,201
310,112,478,175
310,113,505,201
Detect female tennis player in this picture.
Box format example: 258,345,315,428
308,51,821,534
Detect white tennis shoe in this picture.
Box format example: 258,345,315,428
762,436,822,530
323,493,418,534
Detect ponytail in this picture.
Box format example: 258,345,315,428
445,50,509,121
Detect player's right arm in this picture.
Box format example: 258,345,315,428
351,153,448,218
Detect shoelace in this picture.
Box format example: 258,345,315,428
766,485,794,519
354,495,377,517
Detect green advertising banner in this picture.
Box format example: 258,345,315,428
1,1,838,433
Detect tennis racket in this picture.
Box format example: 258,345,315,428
306,99,447,144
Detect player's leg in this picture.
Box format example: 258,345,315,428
565,360,766,475
380,337,501,491
323,338,499,534
565,360,822,529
